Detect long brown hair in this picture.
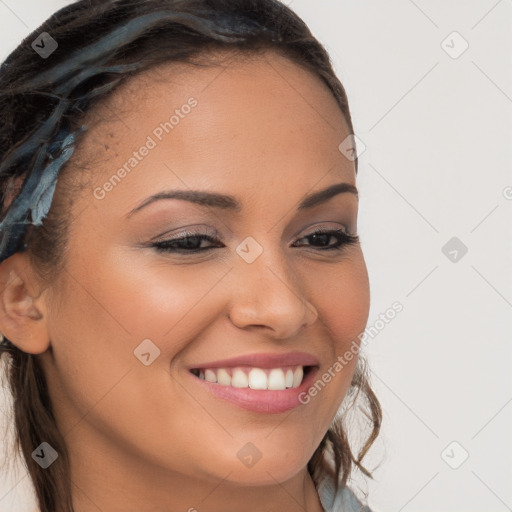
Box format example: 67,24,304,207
0,1,382,510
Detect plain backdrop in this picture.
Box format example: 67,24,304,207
0,1,511,511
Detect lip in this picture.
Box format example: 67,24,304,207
186,360,320,415
186,351,320,370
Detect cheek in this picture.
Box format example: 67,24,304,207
64,240,230,349
299,254,370,415
309,253,370,352
43,256,213,466
101,256,231,356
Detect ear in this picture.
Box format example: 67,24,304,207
0,251,51,354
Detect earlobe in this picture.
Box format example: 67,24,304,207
0,252,51,354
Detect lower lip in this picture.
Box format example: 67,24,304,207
187,366,320,414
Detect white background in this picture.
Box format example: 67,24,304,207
0,1,511,511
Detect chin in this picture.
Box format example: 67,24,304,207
207,449,311,487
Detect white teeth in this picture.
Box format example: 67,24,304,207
268,368,286,390
248,368,268,389
292,366,303,388
285,369,294,388
231,368,249,388
204,369,217,383
217,368,231,386
195,365,306,390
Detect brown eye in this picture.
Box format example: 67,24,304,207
152,233,222,253
293,228,359,251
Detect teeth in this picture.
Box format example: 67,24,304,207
292,366,303,388
217,368,231,386
194,365,306,390
268,369,286,390
285,369,294,388
248,368,267,389
204,369,217,383
231,368,249,388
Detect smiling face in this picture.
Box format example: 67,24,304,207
35,50,370,507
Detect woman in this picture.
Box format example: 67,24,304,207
0,1,381,511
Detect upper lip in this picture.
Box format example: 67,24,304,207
188,351,320,370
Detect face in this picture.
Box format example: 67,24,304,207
37,51,370,492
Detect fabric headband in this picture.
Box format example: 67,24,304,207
0,128,85,262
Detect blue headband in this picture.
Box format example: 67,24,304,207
0,127,86,262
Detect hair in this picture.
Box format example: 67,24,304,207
0,1,382,511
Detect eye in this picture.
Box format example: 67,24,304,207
151,231,221,254
292,227,359,251
150,227,359,254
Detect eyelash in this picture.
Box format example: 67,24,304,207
151,227,359,254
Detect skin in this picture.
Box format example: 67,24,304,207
0,51,369,512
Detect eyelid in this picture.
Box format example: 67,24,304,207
151,225,221,243
298,223,356,239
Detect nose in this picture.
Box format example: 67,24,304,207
226,253,318,339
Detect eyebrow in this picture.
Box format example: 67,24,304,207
126,182,358,218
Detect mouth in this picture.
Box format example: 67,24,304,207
189,364,315,390
187,362,320,414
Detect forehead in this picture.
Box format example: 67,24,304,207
70,50,355,214
104,49,345,120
